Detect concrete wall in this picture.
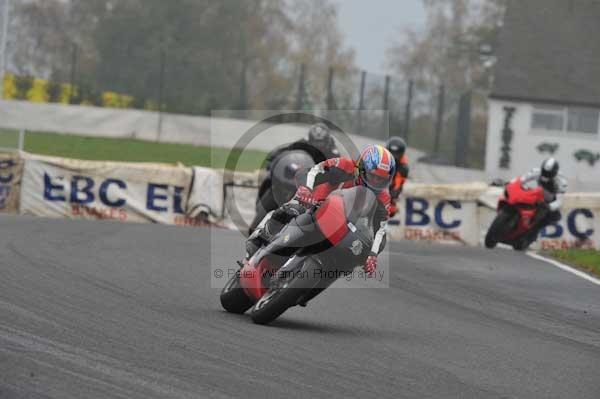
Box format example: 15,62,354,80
0,99,490,184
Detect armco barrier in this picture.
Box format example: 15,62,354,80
4,151,599,249
0,152,23,214
20,153,197,225
220,179,600,250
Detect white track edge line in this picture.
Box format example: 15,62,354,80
526,251,600,286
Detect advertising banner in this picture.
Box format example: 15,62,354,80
0,153,23,214
386,182,488,246
20,154,193,225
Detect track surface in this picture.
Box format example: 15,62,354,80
1,215,599,399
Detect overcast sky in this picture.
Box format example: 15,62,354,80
336,0,426,75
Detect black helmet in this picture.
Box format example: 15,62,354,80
539,158,559,186
307,123,332,152
386,136,407,160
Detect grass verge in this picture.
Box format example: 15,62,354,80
548,249,600,277
0,130,267,171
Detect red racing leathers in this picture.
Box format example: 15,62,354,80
296,157,391,274
388,154,409,217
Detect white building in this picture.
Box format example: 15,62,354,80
485,0,600,192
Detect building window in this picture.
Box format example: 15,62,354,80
532,106,565,131
567,107,599,134
532,105,599,135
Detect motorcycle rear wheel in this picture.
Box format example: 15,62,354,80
220,270,254,314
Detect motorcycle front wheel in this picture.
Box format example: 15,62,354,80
220,270,254,314
249,257,323,325
485,208,518,249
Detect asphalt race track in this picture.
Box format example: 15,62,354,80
1,214,599,399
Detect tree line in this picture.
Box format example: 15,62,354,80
7,0,354,114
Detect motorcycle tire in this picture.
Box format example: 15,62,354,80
485,208,518,249
512,240,529,251
250,258,321,325
220,270,254,314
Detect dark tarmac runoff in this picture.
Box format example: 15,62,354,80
1,214,599,398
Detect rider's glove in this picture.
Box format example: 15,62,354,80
364,254,377,277
294,186,319,206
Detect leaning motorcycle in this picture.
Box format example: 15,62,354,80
485,177,546,250
220,186,377,325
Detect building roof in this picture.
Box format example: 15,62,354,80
491,0,600,108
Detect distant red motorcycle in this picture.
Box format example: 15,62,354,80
485,178,546,250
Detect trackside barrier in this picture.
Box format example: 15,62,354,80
0,152,23,214
2,151,599,250
220,179,600,250
19,153,209,225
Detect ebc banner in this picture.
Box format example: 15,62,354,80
20,155,193,225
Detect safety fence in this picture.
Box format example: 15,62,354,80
1,151,598,250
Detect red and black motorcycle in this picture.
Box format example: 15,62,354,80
485,177,546,250
220,186,377,325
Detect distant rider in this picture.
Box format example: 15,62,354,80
249,123,340,232
247,144,396,277
385,136,410,217
516,157,568,245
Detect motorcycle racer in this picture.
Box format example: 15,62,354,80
386,136,410,217
249,123,340,233
514,157,568,246
247,144,396,277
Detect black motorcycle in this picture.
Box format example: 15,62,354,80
249,150,315,234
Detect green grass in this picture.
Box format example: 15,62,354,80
0,129,20,150
0,130,267,171
549,249,600,277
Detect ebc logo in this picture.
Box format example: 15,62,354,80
43,172,186,214
541,209,595,239
405,198,462,229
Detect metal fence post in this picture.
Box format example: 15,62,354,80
382,75,390,139
434,84,445,154
383,75,390,111
69,43,78,104
0,0,10,100
18,128,24,151
455,90,472,167
357,70,367,135
239,58,247,109
295,64,305,110
157,49,166,141
403,80,414,144
326,67,335,110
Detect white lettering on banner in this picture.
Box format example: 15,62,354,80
20,157,194,225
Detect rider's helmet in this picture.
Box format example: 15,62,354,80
386,136,407,161
307,123,334,154
539,157,559,191
356,144,396,193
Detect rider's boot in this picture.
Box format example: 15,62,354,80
245,202,305,260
